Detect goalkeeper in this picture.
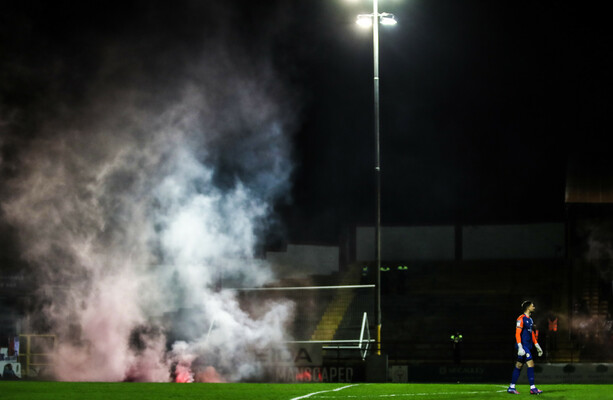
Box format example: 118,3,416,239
507,301,543,395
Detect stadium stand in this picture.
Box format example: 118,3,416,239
232,253,613,365
334,260,566,363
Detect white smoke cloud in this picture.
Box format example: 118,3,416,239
0,35,297,381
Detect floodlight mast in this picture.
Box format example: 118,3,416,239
355,0,396,357
372,0,382,358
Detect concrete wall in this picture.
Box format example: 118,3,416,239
355,223,564,261
356,226,455,261
463,223,564,260
266,244,339,278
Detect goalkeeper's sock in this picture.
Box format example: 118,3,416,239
527,367,535,386
511,367,521,385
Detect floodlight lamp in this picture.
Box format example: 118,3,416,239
356,14,373,27
379,13,397,26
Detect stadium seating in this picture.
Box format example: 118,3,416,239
333,260,562,363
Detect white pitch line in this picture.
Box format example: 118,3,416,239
290,384,360,400
321,386,510,398
322,392,485,398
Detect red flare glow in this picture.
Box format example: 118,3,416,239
296,370,311,381
174,364,194,383
296,369,322,382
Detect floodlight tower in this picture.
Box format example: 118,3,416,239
356,0,396,357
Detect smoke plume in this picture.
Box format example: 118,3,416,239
0,2,297,382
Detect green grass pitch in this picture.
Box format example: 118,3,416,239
2,382,613,400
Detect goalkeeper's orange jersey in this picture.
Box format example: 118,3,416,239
515,313,538,346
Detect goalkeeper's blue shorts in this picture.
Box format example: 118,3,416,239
515,343,534,362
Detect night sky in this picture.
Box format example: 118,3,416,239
1,1,610,251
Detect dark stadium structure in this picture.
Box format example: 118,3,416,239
229,155,613,380
2,158,613,382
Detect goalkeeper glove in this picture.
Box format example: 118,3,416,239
517,343,526,356
535,343,543,357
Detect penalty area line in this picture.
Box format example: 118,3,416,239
290,384,360,400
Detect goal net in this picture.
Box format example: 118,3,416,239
235,284,375,359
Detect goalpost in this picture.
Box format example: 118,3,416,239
234,284,375,360
287,311,373,360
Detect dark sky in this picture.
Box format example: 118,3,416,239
1,1,611,249
275,1,610,244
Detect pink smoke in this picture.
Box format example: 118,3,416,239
195,366,225,383
2,28,296,381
